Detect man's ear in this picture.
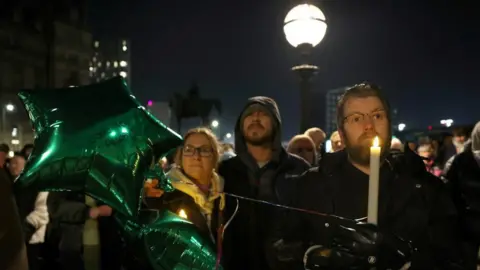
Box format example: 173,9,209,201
337,128,346,143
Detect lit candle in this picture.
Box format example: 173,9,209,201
368,136,381,224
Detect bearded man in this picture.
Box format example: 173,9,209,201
268,83,464,270
219,96,310,270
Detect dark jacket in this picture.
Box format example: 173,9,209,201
0,169,28,270
443,141,480,269
219,96,310,270
272,148,463,269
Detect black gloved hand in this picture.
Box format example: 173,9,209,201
304,222,412,270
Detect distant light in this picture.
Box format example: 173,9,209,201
94,41,99,48
122,40,127,46
11,139,20,145
120,127,129,134
120,61,127,67
398,123,406,132
147,100,153,106
113,61,118,68
440,119,454,128
5,104,15,111
89,67,93,71
122,46,127,51
92,57,97,62
325,139,332,153
8,151,14,158
225,133,232,139
211,120,219,128
428,125,433,131
119,71,127,78
68,85,76,88
12,128,17,137
106,61,111,68
97,62,102,67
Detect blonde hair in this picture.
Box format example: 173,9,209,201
174,127,221,170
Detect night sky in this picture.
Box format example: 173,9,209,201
88,0,479,140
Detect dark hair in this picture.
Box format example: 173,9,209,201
452,127,467,137
336,82,391,131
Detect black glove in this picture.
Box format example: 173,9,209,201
304,222,412,270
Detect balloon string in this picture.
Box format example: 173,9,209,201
221,192,355,222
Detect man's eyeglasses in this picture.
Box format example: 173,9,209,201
182,145,213,157
343,110,387,125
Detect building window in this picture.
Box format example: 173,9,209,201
89,67,93,71
113,61,118,68
122,40,127,46
101,72,105,78
97,62,102,67
120,61,127,67
94,41,99,48
92,57,97,62
106,61,110,68
122,46,127,52
119,71,127,78
113,72,117,76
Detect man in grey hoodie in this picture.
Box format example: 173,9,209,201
219,96,310,270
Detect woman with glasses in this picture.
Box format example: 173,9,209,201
145,127,225,244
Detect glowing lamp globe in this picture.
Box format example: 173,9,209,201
284,4,327,48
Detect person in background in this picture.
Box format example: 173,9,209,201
407,141,417,152
287,134,317,166
144,128,225,267
12,153,49,270
21,143,34,159
0,143,10,169
219,96,310,270
390,137,403,152
305,127,326,161
417,144,442,177
220,143,236,161
0,153,28,270
329,131,344,153
443,121,480,270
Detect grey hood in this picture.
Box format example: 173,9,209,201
234,96,284,169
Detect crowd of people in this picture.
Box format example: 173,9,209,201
1,82,480,269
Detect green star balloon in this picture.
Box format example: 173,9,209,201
16,77,182,218
116,209,221,270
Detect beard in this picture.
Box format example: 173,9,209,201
243,124,273,146
344,132,391,166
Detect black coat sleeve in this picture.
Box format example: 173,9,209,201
424,173,464,269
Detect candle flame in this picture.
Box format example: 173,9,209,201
373,136,380,147
178,209,188,219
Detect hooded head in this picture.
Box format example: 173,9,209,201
235,96,283,162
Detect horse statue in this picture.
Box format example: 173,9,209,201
169,82,222,131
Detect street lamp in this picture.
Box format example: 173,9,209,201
2,103,15,137
225,133,232,139
284,3,327,133
398,123,406,132
211,120,219,128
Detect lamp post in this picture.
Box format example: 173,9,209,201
284,3,328,133
211,120,219,129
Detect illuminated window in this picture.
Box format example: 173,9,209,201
101,72,105,78
106,61,110,68
97,62,102,67
89,67,93,71
92,57,97,62
119,71,127,78
113,72,117,76
122,40,127,46
94,41,99,48
113,61,118,68
120,61,127,67
122,46,127,51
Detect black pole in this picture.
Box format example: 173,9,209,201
293,44,318,133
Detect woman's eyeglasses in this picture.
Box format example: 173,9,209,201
182,145,213,157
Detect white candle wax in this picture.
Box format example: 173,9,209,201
367,136,381,225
